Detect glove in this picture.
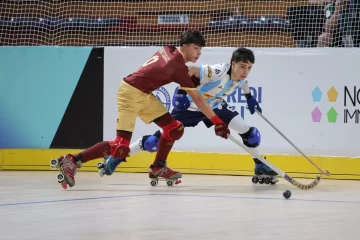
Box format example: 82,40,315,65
210,115,230,139
172,87,190,111
245,93,262,115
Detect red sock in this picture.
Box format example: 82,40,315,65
152,136,174,167
152,112,178,168
76,141,110,163
76,131,132,163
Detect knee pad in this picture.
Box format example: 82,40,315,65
141,133,160,153
109,138,130,159
239,127,261,148
161,120,184,141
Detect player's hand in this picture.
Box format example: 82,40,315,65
245,93,262,114
172,87,190,111
191,75,201,86
210,115,230,139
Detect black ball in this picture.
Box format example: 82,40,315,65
283,190,291,199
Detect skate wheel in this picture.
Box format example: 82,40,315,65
264,177,271,184
175,180,182,185
98,169,105,177
252,176,259,184
97,162,104,169
150,179,158,187
57,173,64,183
166,180,174,187
258,179,264,184
50,159,58,169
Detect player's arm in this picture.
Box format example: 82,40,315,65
185,89,216,119
241,80,250,95
176,64,230,139
185,89,229,139
241,80,262,114
188,66,200,77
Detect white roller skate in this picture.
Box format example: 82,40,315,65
149,163,182,187
252,157,279,185
50,154,82,189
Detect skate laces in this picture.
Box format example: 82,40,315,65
61,156,76,174
151,166,168,176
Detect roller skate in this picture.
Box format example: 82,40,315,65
50,154,82,189
149,162,182,187
251,157,279,185
97,156,126,177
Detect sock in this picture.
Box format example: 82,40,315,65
77,130,132,163
152,113,176,168
129,138,143,156
228,115,250,134
151,136,174,168
77,141,110,163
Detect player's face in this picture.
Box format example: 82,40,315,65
232,61,253,80
183,44,202,63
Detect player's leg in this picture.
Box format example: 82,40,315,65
50,81,139,187
139,95,206,182
230,118,278,182
208,102,278,183
129,109,206,156
149,112,183,180
229,117,278,182
128,130,161,156
100,81,151,176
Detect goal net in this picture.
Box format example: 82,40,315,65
0,0,359,47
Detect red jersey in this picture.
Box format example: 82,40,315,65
123,46,197,93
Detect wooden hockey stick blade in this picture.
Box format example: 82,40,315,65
227,134,322,191
254,109,331,176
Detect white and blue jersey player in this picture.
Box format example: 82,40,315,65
129,47,278,184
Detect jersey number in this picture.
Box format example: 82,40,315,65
135,56,159,72
218,104,236,112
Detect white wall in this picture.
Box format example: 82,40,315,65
104,47,360,157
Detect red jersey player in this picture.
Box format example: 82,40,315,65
50,30,230,189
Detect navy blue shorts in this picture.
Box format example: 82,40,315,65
171,101,239,128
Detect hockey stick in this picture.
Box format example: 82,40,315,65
227,134,322,190
255,109,331,176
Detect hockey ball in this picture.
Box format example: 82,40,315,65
283,190,291,199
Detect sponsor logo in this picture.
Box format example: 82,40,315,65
153,87,171,110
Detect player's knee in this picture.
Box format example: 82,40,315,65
109,138,130,159
161,120,184,141
142,135,160,153
239,127,261,148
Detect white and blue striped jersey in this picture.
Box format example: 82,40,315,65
187,63,245,111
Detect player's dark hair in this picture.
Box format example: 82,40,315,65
180,30,206,47
231,47,255,64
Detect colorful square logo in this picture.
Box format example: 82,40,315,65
311,86,338,123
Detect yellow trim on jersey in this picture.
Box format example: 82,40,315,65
180,87,197,90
